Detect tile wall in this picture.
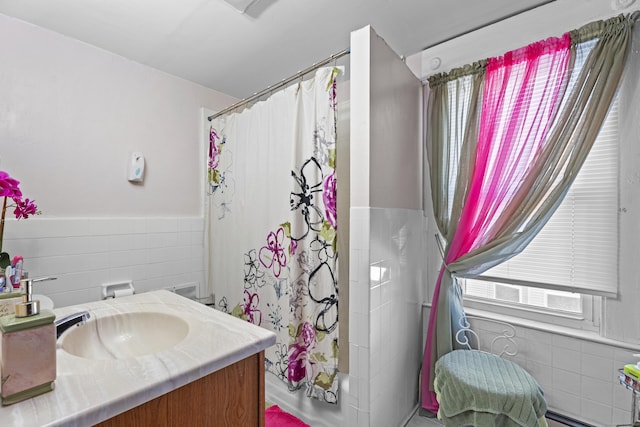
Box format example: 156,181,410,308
11,215,632,426
349,207,428,427
1,217,205,307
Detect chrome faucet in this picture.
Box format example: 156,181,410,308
55,311,90,339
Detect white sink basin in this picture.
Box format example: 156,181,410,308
60,311,189,359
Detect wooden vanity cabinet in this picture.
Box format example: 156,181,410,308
95,351,265,427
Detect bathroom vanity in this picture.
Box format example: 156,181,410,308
0,290,276,426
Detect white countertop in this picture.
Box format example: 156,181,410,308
0,290,276,426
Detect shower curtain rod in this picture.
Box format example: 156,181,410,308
207,48,350,121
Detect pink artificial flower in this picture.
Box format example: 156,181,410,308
0,171,22,199
13,198,37,219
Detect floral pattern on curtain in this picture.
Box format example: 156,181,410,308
207,67,341,404
422,13,636,412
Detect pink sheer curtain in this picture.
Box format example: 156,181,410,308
451,34,571,258
422,34,572,412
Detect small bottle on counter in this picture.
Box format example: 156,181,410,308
0,276,57,405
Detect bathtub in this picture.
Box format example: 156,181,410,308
265,371,349,427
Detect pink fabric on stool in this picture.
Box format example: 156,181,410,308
265,405,310,427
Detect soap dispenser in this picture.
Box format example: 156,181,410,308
0,276,57,405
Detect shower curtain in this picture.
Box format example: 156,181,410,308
206,67,341,404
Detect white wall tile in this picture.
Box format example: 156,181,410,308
581,340,614,359
369,368,382,402
581,376,612,402
371,392,396,427
349,208,370,252
551,334,582,351
88,235,111,253
146,218,180,233
370,347,382,380
552,347,582,373
349,374,359,399
363,208,426,427
546,389,581,418
380,279,396,304
379,260,390,283
370,262,381,288
614,348,636,366
465,320,640,426
581,353,614,382
370,306,382,357
580,398,612,426
348,405,358,427
358,377,370,411
87,219,115,236
350,343,360,378
359,346,370,381
358,409,370,427
613,407,632,426
350,249,361,284
371,284,381,310
613,381,633,411
552,368,581,395
370,212,390,265
525,360,553,391
354,280,371,315
354,312,370,348
2,217,206,307
523,328,551,343
348,394,359,412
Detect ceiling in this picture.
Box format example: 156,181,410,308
0,0,554,100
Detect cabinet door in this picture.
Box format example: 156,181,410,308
168,352,264,426
95,394,168,427
96,352,265,427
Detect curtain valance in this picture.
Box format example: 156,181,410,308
426,12,638,90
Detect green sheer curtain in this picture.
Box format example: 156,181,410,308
426,68,485,244
422,12,637,412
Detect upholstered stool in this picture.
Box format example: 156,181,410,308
434,349,547,426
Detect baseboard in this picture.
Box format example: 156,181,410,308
401,404,421,426
416,407,438,418
410,407,595,426
546,410,596,427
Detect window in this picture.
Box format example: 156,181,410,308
460,38,618,325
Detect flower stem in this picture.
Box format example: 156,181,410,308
0,196,6,253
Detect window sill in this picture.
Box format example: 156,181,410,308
421,302,640,352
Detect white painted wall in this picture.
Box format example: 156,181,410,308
351,27,422,210
0,14,236,304
0,13,236,217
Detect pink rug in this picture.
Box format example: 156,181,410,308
265,405,310,427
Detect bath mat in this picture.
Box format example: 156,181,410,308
265,404,310,427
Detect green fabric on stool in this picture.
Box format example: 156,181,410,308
434,349,548,427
